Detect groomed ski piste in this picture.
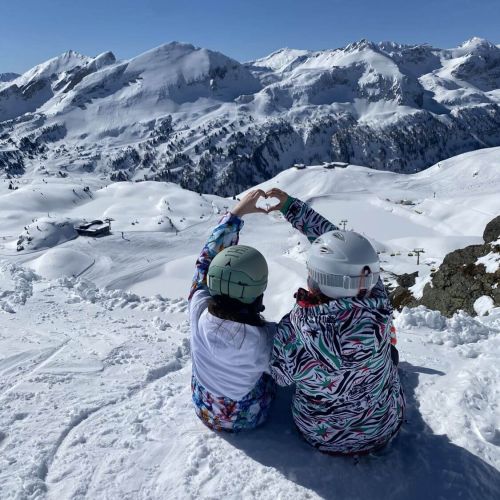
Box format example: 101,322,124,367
1,147,499,499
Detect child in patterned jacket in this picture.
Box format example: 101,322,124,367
266,188,405,455
189,190,276,432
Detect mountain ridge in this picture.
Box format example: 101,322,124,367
1,38,499,195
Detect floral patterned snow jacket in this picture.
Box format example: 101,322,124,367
271,198,405,455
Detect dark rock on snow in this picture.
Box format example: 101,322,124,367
389,286,417,310
483,215,500,244
390,216,500,316
396,272,418,288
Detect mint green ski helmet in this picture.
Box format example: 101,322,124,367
207,245,268,304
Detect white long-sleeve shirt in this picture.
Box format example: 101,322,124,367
189,289,276,401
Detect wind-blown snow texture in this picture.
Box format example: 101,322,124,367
1,38,500,194
0,146,499,499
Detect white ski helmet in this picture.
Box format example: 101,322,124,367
307,230,380,298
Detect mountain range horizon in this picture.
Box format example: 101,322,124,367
1,35,500,195
3,36,500,76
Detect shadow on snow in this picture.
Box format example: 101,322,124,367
222,362,500,500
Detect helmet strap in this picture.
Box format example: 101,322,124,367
307,275,322,294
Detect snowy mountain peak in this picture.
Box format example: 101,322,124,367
93,51,116,68
445,37,500,91
1,38,500,194
128,41,246,77
378,41,407,51
16,50,91,85
119,41,261,98
461,36,497,51
0,72,20,83
453,37,500,58
128,40,249,68
251,48,311,71
345,38,380,53
378,41,436,55
133,41,196,59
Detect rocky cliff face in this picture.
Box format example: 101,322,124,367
391,216,500,316
330,105,500,173
1,39,500,194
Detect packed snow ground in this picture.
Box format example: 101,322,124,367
0,148,499,499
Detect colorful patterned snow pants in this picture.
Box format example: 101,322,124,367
191,373,276,432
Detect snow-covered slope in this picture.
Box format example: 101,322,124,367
0,147,499,498
1,38,499,194
0,51,96,122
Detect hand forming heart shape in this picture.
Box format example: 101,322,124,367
231,188,289,216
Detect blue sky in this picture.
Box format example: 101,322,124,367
2,0,499,74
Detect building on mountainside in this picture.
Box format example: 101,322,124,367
75,219,112,237
323,162,349,169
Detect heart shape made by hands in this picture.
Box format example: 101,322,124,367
256,195,280,212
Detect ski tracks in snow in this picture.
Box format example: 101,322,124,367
0,338,70,399
0,270,192,500
45,340,193,499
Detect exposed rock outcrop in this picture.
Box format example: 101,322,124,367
389,286,416,310
483,215,500,244
390,216,500,316
397,272,418,288
419,242,499,316
389,271,419,309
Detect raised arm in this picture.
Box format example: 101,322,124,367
269,316,300,386
189,189,267,300
189,212,243,299
266,188,338,242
